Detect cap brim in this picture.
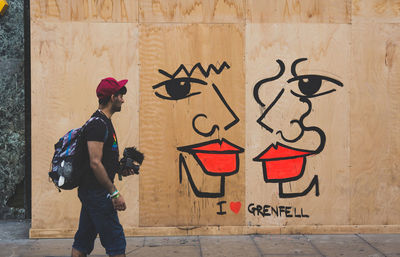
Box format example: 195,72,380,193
118,79,128,87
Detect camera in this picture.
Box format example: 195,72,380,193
119,147,144,175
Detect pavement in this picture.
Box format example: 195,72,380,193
0,220,399,257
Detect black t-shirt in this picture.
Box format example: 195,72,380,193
80,110,120,189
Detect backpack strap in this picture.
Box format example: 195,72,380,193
65,130,74,156
84,117,109,142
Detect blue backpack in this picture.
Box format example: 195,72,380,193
48,117,107,190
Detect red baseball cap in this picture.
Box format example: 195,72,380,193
96,77,128,99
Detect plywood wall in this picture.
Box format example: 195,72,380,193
350,23,400,225
245,23,351,226
246,0,351,23
139,24,245,227
31,20,140,236
31,0,138,22
30,0,400,238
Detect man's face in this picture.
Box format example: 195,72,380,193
111,94,124,112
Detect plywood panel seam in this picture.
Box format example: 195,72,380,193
348,0,353,25
31,19,139,25
138,21,245,25
244,0,248,24
30,225,400,238
352,21,400,25
243,21,351,25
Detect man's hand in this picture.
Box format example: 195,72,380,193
120,160,140,177
120,168,136,177
112,194,126,211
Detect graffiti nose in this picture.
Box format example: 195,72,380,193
275,120,304,143
258,114,303,141
211,83,240,130
192,114,219,137
192,83,240,137
257,91,308,140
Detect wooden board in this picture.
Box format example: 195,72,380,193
245,24,351,226
31,0,138,22
30,224,400,238
139,24,245,226
139,0,245,23
353,0,400,23
29,0,400,238
31,21,139,231
246,0,351,24
350,23,400,225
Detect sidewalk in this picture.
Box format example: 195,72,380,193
0,220,399,257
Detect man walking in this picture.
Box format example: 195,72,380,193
72,77,135,257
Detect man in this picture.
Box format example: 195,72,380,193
72,77,135,257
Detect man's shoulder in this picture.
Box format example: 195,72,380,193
85,112,108,134
90,111,112,125
88,111,108,125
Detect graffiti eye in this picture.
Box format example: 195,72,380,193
287,75,343,98
152,77,207,100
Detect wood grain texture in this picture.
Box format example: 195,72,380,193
30,224,400,238
353,0,400,23
350,24,400,225
246,0,351,24
31,21,139,231
139,0,245,23
29,0,400,237
246,24,351,226
30,0,138,22
139,24,245,227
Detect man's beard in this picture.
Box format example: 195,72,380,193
111,103,121,113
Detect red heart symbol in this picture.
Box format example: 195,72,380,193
230,202,241,214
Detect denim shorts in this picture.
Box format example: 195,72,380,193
72,187,126,256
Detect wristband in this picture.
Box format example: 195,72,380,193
111,193,120,199
110,190,119,198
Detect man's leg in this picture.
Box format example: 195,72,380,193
95,207,126,256
72,203,98,256
71,247,87,257
87,191,126,256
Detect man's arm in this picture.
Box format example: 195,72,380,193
87,141,115,193
87,141,126,211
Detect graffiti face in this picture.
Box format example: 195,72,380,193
153,62,244,198
253,58,343,198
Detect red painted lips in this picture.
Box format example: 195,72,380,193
177,138,244,176
253,143,314,182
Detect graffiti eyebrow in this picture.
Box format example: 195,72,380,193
163,62,230,79
158,69,174,79
190,62,231,78
253,59,285,107
291,58,308,77
170,64,191,78
156,62,231,83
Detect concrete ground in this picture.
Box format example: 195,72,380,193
0,220,399,257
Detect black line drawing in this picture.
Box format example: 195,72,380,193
153,62,244,198
152,62,230,101
177,138,244,198
217,201,227,215
252,58,343,198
